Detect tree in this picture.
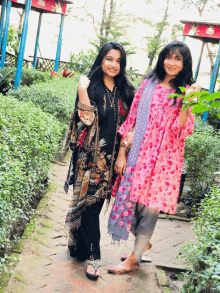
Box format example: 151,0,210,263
6,8,25,56
179,0,212,17
141,0,182,71
7,26,19,55
68,0,135,54
16,8,25,55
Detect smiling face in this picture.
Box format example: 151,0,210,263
101,49,121,79
163,50,183,79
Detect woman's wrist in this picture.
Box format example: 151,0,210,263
78,89,91,106
118,147,126,155
120,140,128,148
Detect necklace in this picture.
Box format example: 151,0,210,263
105,86,117,108
105,86,117,122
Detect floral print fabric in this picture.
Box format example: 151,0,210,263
65,82,128,246
114,79,194,214
108,78,159,241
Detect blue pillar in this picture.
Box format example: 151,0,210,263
0,0,12,69
0,0,7,49
182,35,186,42
54,14,64,72
32,12,42,69
14,0,32,90
203,40,220,122
194,41,204,81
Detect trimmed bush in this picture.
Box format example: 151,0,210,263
0,67,49,93
20,68,50,86
0,94,64,273
182,187,220,292
9,77,78,124
184,117,220,204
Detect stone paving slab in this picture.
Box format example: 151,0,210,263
3,152,195,293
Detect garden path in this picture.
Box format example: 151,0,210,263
4,152,195,293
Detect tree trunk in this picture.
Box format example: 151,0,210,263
147,0,169,70
198,0,208,17
148,49,156,68
100,0,108,47
105,0,114,39
16,8,25,56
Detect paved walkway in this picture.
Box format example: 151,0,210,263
4,152,195,293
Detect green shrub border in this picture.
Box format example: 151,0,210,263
0,180,59,292
181,186,220,292
0,77,78,276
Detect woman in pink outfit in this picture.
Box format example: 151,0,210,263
108,41,198,274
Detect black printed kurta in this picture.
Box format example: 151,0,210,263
65,80,127,248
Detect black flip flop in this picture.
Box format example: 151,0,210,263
86,259,101,280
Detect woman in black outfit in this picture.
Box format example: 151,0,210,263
64,41,135,279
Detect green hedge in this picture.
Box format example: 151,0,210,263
184,117,220,204
0,67,49,91
182,187,220,292
0,94,64,273
9,77,78,124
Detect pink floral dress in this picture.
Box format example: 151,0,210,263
113,79,194,214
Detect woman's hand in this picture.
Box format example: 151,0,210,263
78,76,91,92
126,128,135,149
78,76,91,106
114,150,127,178
186,83,201,102
187,83,201,94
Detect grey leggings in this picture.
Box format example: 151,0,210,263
131,203,160,264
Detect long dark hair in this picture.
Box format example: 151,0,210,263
148,41,194,100
88,41,135,108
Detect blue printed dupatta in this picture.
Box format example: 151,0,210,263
108,78,159,241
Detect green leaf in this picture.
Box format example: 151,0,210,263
210,101,220,108
193,91,209,99
179,86,186,93
191,103,210,114
168,93,185,99
217,112,220,119
198,95,209,102
186,101,198,107
207,91,220,103
198,91,210,96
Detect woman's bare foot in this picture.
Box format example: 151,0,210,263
108,253,139,274
86,263,100,276
86,256,101,280
121,242,152,261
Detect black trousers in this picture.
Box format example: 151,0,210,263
75,198,105,261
